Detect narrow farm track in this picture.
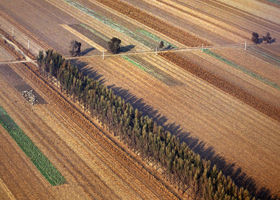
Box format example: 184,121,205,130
0,11,50,51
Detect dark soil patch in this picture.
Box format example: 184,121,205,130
0,65,46,104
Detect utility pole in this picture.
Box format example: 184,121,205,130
244,41,247,50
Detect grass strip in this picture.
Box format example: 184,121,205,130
122,55,168,81
0,106,65,186
203,49,280,90
122,55,151,73
137,29,177,48
266,0,280,5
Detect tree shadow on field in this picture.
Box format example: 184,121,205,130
70,60,105,85
75,66,277,200
119,45,135,53
80,47,95,56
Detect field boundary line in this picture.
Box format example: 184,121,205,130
0,177,16,200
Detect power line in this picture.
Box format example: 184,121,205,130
0,42,261,65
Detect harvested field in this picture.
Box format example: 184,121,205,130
1,0,280,198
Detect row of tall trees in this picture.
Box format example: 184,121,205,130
37,50,277,200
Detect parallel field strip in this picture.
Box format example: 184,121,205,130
0,125,55,200
0,106,65,186
59,0,280,91
248,46,280,68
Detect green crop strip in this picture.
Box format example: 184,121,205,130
122,55,167,82
266,0,280,5
203,49,280,90
0,106,65,186
122,55,151,73
137,29,177,48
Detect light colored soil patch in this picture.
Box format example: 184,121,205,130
0,46,14,61
0,177,16,200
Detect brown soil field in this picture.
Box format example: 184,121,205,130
217,0,280,24
1,0,280,197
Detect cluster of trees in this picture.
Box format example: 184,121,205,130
251,32,275,44
37,50,278,200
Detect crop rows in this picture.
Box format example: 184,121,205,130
0,106,65,186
